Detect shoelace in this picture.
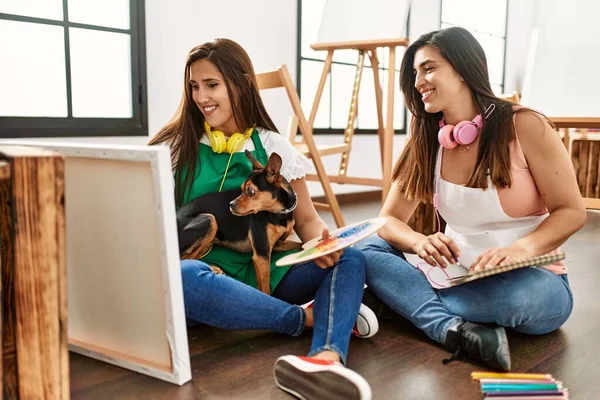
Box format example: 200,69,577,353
442,324,481,365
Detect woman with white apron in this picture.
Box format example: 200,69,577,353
358,27,585,371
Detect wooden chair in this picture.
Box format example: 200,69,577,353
256,64,346,227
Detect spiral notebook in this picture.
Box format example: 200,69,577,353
446,252,566,286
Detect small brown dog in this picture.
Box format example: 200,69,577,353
176,151,302,294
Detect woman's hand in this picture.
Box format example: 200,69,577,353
470,243,531,271
413,232,461,268
313,228,343,269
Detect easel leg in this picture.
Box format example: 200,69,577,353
369,50,385,171
338,51,365,176
382,47,396,202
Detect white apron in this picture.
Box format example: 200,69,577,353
434,145,549,268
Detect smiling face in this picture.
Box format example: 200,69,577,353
189,59,239,135
412,45,467,115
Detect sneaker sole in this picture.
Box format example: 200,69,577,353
274,356,371,400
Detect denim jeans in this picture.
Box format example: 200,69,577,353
355,235,574,345
181,247,366,364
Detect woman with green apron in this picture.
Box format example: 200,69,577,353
149,39,374,400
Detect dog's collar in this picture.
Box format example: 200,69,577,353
277,195,298,215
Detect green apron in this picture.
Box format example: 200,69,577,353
179,131,297,292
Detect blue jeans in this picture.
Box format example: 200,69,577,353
356,236,574,345
181,247,366,364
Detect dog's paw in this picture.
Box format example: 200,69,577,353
209,265,225,275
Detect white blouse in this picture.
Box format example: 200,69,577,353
199,127,313,182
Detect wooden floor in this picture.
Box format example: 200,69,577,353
70,207,600,400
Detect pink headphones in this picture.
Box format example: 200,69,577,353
437,104,495,149
433,103,496,232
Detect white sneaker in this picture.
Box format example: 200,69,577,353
352,303,379,339
274,355,372,400
302,301,379,339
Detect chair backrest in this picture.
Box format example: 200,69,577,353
256,65,312,145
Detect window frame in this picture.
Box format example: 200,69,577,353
0,0,148,138
296,0,408,135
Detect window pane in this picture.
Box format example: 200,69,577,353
357,67,380,129
381,71,405,130
300,60,330,129
382,46,406,71
393,70,405,130
441,0,507,37
441,23,505,88
0,0,63,21
364,47,385,68
0,20,67,117
333,49,387,66
67,0,130,30
69,28,132,118
469,31,504,86
301,0,326,60
331,64,357,129
333,49,361,65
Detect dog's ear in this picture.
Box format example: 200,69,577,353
265,152,282,185
245,149,264,170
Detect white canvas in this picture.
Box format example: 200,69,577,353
0,140,191,385
316,0,411,44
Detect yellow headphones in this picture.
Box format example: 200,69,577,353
204,121,255,154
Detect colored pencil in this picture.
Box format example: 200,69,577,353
472,371,569,399
484,390,566,397
484,396,567,400
482,383,562,392
480,379,556,384
472,372,554,381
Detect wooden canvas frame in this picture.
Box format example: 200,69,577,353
0,141,191,385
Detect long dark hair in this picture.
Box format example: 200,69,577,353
394,27,528,203
148,38,278,206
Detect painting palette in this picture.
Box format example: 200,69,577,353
276,217,387,267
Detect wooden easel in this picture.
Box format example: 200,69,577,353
306,38,409,202
551,117,600,210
